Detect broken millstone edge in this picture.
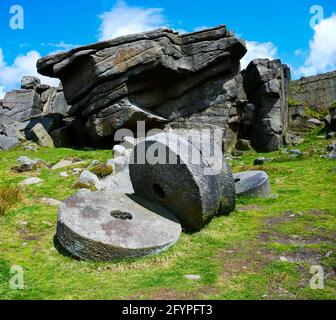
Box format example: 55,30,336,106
129,132,236,232
57,189,182,261
233,170,271,198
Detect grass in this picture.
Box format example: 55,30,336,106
0,134,335,300
90,163,113,178
0,186,21,216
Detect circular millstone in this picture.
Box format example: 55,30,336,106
233,171,271,198
57,190,182,261
129,133,222,232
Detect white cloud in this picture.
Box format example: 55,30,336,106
0,48,59,95
298,14,336,77
241,40,278,69
0,86,6,99
47,41,79,54
98,0,166,41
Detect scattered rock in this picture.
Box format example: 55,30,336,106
79,170,100,188
57,191,181,261
253,157,273,166
113,145,128,158
327,132,336,139
16,156,42,172
185,275,201,281
234,171,271,198
51,159,73,170
23,145,37,151
19,177,44,186
73,168,82,175
107,156,129,174
60,172,69,177
40,197,61,206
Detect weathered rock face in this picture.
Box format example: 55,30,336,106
240,59,291,152
291,70,336,111
0,77,70,148
0,90,42,123
37,26,247,149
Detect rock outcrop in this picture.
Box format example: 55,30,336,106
37,26,247,150
0,76,70,148
240,59,291,152
291,70,336,112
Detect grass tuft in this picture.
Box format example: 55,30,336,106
90,164,113,178
0,185,21,216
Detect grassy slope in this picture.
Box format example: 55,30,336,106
0,134,335,300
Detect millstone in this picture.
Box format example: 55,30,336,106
129,133,224,231
57,190,181,261
233,171,271,198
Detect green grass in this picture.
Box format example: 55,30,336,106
0,134,335,300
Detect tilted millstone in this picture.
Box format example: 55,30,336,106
233,171,271,198
129,133,235,231
57,190,181,261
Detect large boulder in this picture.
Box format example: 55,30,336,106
37,26,247,149
241,59,291,152
57,190,181,261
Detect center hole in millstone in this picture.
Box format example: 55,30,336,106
235,178,241,183
153,183,165,199
110,210,133,220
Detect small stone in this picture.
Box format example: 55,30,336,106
23,145,37,151
280,256,288,262
253,157,273,166
289,149,302,156
51,159,73,170
60,172,69,177
234,171,271,198
107,156,129,173
20,177,44,186
40,197,61,206
79,170,100,187
16,156,41,172
184,275,201,281
73,168,82,175
113,145,128,158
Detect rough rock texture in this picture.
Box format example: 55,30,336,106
129,133,235,231
0,77,70,149
30,123,55,148
57,190,181,261
0,135,19,150
291,70,336,111
240,59,291,152
37,26,247,150
234,171,271,198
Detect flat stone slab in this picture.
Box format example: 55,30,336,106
57,190,181,261
129,133,221,232
234,171,271,198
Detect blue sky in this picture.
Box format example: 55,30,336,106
0,0,336,97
